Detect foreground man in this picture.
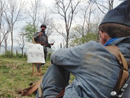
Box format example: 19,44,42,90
36,0,130,98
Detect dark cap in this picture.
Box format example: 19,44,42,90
40,24,47,28
100,0,130,27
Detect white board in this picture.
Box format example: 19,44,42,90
27,42,45,63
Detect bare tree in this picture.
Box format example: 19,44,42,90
86,2,95,34
81,1,95,37
108,0,114,10
26,0,42,35
16,31,26,57
54,0,82,48
0,0,6,53
3,0,25,56
92,0,115,14
0,23,9,53
70,1,96,44
4,32,9,53
40,7,54,37
25,0,54,40
0,31,9,53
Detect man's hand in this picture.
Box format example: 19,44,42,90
38,32,43,36
50,43,54,45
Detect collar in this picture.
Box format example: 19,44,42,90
104,38,118,46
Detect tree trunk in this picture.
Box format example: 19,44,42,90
11,31,13,57
109,0,114,10
0,25,1,54
5,39,7,53
0,40,1,53
66,38,68,48
66,29,69,48
22,47,24,57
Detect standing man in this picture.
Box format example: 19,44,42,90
34,24,54,61
33,24,54,73
36,0,130,98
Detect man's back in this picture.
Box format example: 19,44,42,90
50,37,130,98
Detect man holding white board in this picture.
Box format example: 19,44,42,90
33,24,54,73
34,24,54,61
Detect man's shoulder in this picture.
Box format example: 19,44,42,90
84,41,102,46
87,40,98,44
86,41,108,52
78,41,104,51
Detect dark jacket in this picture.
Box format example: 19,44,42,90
34,31,51,48
34,31,51,60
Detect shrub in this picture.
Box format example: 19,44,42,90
0,50,27,58
1,51,13,58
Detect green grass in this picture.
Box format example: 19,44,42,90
0,58,75,98
0,58,51,98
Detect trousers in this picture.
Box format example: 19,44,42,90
36,64,70,98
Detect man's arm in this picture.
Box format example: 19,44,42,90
51,41,95,67
45,35,54,48
34,32,44,43
34,32,39,42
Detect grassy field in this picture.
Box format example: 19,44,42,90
0,58,75,98
0,57,51,98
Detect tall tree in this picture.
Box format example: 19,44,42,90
1,23,9,53
54,0,82,48
26,0,42,35
70,1,99,45
75,1,95,43
16,31,26,57
108,0,114,10
26,0,54,40
0,0,6,53
92,0,115,14
3,0,25,56
40,7,54,37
